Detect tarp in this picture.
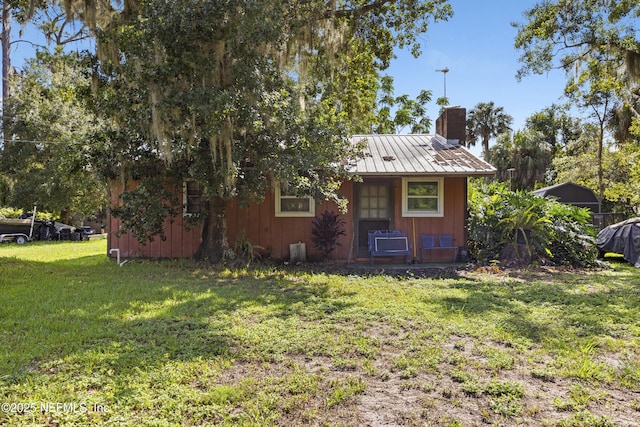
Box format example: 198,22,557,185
596,218,640,267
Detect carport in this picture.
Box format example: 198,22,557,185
533,182,600,212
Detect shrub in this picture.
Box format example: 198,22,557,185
467,180,597,267
0,206,54,221
311,210,346,261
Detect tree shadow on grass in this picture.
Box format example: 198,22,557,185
0,255,357,386
283,260,467,279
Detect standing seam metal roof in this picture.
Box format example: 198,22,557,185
349,134,496,176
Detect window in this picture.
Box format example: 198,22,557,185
358,183,390,219
183,181,204,215
402,178,444,217
275,185,315,217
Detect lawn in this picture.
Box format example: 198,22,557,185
1,240,639,426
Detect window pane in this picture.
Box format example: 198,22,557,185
280,187,297,197
186,181,203,214
408,198,437,211
281,198,310,212
187,197,201,213
408,182,438,197
359,184,390,219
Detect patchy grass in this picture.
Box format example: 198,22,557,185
1,241,640,426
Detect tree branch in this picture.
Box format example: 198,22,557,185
326,0,394,19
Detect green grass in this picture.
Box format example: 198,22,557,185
1,240,640,426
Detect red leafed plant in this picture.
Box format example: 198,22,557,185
311,210,346,261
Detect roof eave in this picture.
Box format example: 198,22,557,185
350,171,497,177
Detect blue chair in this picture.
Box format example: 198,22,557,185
420,235,435,261
420,234,459,262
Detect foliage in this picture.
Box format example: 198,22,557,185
310,210,346,261
525,103,583,156
514,1,640,132
0,206,28,219
0,49,107,222
488,129,553,190
233,229,257,266
553,123,640,215
86,0,453,262
12,1,92,46
609,100,640,145
109,178,181,244
497,191,552,263
0,206,53,221
468,180,597,266
514,1,640,203
600,144,640,215
2,241,640,425
465,101,513,159
545,202,600,268
367,75,433,134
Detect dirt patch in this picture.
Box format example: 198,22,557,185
353,348,639,426
211,332,640,426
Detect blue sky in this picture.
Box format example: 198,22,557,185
387,0,569,141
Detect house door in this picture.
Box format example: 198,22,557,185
356,182,392,258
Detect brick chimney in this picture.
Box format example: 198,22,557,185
435,106,466,145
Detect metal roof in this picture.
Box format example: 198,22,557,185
347,134,496,176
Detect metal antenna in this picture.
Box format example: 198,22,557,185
435,67,449,99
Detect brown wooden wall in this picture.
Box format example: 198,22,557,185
108,176,467,262
108,181,202,259
107,181,355,261
387,176,467,262
226,182,355,261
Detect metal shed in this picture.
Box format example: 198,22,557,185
533,182,600,213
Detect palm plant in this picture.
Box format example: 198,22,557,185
466,102,513,160
488,130,552,190
467,180,597,266
498,192,551,263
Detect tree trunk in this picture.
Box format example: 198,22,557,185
194,195,229,263
597,119,604,205
593,99,608,209
2,0,10,102
482,135,490,161
60,209,71,225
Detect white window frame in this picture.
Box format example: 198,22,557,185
275,185,315,217
183,181,203,216
401,177,444,217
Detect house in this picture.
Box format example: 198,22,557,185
107,107,496,262
533,182,600,212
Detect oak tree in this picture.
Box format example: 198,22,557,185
89,0,453,262
1,50,106,221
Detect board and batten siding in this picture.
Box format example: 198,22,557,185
390,175,467,262
107,181,202,259
108,180,355,261
108,177,466,262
